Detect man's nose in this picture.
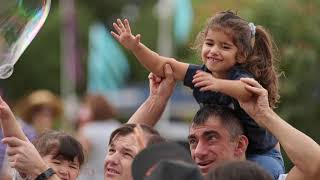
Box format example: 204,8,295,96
105,152,121,166
194,140,209,159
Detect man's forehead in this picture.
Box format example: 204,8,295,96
190,117,223,129
189,118,228,136
110,134,139,151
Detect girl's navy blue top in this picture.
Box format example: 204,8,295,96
184,64,278,154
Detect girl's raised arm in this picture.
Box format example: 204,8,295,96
111,19,188,80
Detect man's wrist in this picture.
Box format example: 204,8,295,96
32,161,50,178
258,108,278,128
149,94,170,103
35,168,56,180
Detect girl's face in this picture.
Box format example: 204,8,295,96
201,29,240,79
43,154,80,180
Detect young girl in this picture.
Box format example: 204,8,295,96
111,10,283,179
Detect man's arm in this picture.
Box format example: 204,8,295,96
0,96,27,141
128,64,175,127
239,78,320,180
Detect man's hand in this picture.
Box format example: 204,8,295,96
149,64,175,99
3,137,49,178
127,64,175,126
111,19,140,51
0,96,16,125
238,78,271,127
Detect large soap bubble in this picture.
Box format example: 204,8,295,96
0,0,51,79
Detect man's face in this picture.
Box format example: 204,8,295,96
104,133,140,180
188,117,241,175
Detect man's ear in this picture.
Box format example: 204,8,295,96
234,135,248,158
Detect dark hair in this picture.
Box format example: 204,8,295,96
206,160,272,180
109,123,164,146
192,105,244,140
84,94,118,121
193,10,280,108
33,131,84,166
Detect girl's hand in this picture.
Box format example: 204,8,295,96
111,18,141,51
192,71,219,92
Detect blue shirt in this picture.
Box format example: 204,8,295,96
184,64,278,154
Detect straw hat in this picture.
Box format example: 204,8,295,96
18,90,63,124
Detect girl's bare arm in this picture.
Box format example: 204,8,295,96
111,19,188,80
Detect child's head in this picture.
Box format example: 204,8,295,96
33,131,84,180
194,10,280,107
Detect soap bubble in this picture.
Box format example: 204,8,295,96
0,0,51,79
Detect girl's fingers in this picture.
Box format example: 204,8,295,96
112,22,122,34
194,81,208,88
117,19,126,31
192,76,209,83
200,86,212,92
194,72,210,79
124,19,131,34
110,31,120,41
193,72,203,78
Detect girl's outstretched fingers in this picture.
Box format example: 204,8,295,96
116,18,126,32
110,31,120,41
124,19,131,34
112,21,122,34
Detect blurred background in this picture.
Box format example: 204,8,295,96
0,0,319,171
